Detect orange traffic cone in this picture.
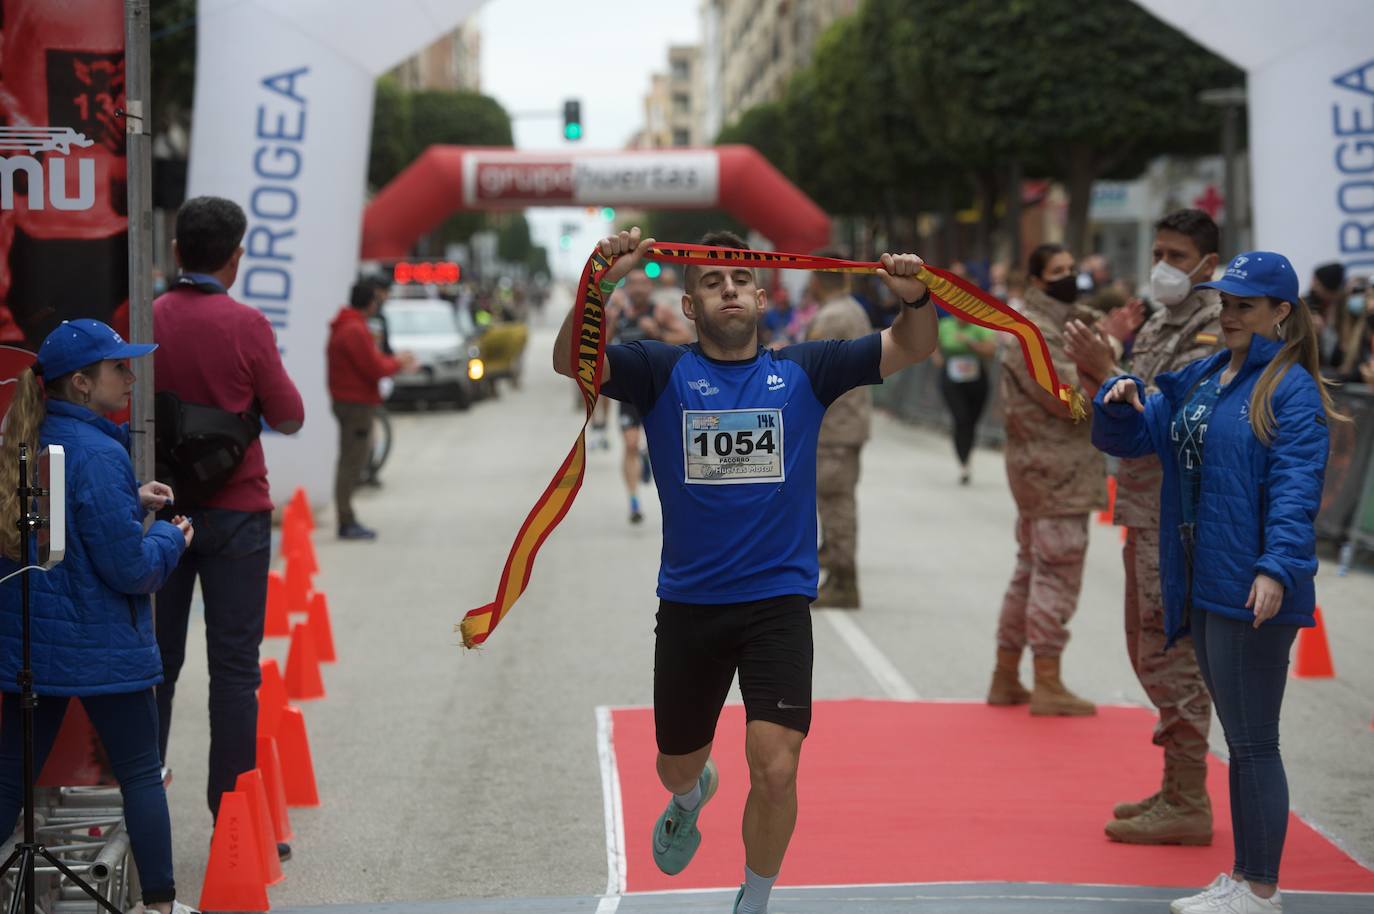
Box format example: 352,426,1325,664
276,705,320,807
264,572,290,638
289,487,314,531
1293,606,1335,678
281,515,317,577
291,527,319,578
283,551,312,615
257,658,289,738
284,622,325,700
234,769,284,886
1097,476,1116,525
256,735,294,842
307,591,336,663
200,790,269,912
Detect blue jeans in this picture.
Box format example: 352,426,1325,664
1190,604,1299,885
0,690,176,904
155,508,271,819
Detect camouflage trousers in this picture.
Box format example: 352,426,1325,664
817,444,861,574
997,514,1088,657
1124,526,1212,767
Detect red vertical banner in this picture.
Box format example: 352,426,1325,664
0,0,129,349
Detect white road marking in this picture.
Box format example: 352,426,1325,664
595,705,627,902
818,609,921,700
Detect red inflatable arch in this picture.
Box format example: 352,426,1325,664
361,145,831,259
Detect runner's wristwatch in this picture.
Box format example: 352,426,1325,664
903,288,932,310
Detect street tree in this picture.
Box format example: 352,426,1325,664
904,0,1241,253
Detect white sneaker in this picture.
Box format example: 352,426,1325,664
1178,880,1281,913
1170,874,1236,913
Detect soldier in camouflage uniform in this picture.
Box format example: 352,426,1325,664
808,267,873,608
1066,209,1224,846
989,244,1106,717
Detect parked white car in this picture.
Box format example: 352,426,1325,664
382,299,483,408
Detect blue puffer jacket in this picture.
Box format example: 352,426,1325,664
0,400,186,695
1092,334,1328,644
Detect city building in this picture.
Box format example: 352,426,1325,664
698,0,859,141
388,18,482,92
633,45,701,149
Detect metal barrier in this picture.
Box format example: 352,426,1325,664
0,786,138,913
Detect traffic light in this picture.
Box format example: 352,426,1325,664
563,99,582,141
600,207,616,221
644,262,662,280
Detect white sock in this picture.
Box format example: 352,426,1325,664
737,865,776,914
672,782,701,811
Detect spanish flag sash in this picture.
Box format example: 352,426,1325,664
458,243,1084,648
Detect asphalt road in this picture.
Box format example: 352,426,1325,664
161,314,1374,909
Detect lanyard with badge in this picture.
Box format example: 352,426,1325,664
458,243,1085,648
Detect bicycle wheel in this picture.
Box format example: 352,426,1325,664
365,408,393,482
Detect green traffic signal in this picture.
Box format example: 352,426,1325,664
644,262,662,279
564,123,582,140
600,207,615,221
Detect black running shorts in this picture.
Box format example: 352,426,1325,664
618,401,642,430
653,594,813,756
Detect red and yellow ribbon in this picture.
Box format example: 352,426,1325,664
457,243,1084,649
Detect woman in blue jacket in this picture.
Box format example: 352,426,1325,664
0,321,195,914
1094,253,1340,914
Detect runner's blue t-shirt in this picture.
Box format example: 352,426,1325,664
601,334,884,603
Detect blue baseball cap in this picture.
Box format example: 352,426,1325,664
35,319,157,379
1195,251,1301,307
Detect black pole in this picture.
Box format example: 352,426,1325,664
16,445,35,914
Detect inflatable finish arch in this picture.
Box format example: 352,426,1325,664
361,145,832,259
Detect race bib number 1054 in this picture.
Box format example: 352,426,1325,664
683,409,785,485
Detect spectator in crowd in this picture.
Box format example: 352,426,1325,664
1328,275,1372,383
1095,250,1339,914
761,292,794,348
807,259,874,608
0,321,195,914
1066,208,1224,847
327,280,417,540
988,243,1105,717
154,197,304,857
935,314,997,485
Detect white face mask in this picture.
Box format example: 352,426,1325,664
1149,258,1206,308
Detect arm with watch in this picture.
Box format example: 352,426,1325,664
876,252,939,378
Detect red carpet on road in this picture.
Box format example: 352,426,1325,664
610,700,1374,894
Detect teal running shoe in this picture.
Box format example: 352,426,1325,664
650,758,718,875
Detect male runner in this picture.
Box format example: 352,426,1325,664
554,228,937,913
610,267,693,523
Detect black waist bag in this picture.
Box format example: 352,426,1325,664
154,391,262,509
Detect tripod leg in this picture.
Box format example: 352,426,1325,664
6,847,31,914
0,847,20,879
36,848,122,914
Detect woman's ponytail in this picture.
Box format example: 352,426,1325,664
0,370,48,560
1248,299,1347,446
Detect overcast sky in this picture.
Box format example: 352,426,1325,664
478,0,701,276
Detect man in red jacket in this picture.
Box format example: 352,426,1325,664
327,280,415,540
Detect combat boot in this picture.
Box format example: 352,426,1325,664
1029,655,1096,716
1106,763,1212,845
813,569,860,609
1112,784,1164,820
986,649,1031,706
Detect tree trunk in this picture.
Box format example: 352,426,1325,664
973,168,999,264
1004,159,1023,270
1064,145,1097,255
940,183,958,264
